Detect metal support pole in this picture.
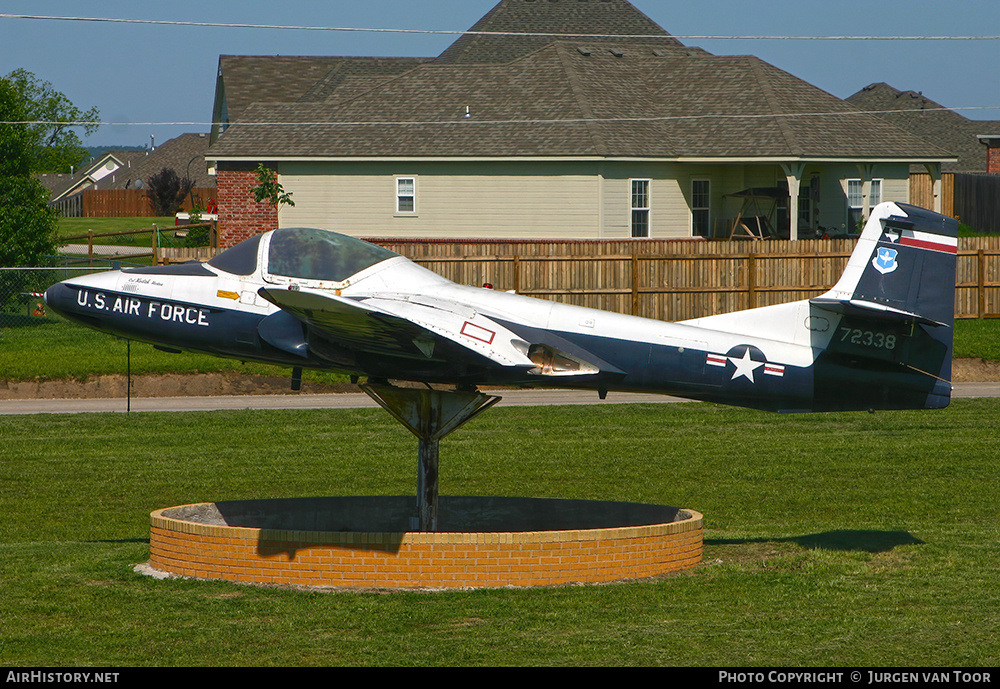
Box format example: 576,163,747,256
361,383,501,532
417,438,440,531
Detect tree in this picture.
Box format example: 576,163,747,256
3,69,100,174
0,176,57,265
0,76,35,177
249,163,295,208
144,167,194,216
0,76,57,305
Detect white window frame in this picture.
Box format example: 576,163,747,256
395,176,416,214
846,178,881,230
630,179,650,238
691,179,711,238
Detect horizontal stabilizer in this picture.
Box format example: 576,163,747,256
809,297,949,328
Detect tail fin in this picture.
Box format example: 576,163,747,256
811,202,958,409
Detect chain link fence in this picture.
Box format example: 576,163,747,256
0,257,144,330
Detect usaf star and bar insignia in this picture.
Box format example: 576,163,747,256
705,346,784,384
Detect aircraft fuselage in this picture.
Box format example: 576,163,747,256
45,203,957,413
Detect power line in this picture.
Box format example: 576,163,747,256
1,14,998,41
3,105,1000,130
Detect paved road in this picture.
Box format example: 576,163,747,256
0,384,995,415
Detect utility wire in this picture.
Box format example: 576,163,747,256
1,14,998,41
3,105,1000,130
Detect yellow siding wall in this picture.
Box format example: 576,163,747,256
276,160,914,240
280,161,602,240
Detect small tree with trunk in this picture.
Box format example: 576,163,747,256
249,163,295,208
144,167,194,216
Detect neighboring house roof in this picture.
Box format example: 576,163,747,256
94,132,215,190
36,172,75,200
209,0,953,166
41,151,143,202
846,82,1000,173
43,133,215,203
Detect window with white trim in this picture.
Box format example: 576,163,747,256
847,178,881,230
396,177,415,213
692,179,710,238
630,179,650,237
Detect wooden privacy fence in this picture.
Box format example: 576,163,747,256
954,173,1000,235
53,188,218,218
909,172,954,219
160,236,1000,321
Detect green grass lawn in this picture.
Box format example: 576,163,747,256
0,400,997,666
952,318,1000,360
55,217,208,258
56,217,174,243
0,317,348,385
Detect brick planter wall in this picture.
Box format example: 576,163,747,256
217,166,277,248
148,501,703,589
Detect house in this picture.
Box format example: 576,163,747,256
207,0,955,247
847,83,1000,231
91,132,216,193
846,82,1000,174
41,150,147,205
45,133,217,217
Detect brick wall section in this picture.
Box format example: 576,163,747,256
149,507,703,589
217,167,277,248
988,145,1000,174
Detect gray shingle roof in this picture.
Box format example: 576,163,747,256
846,82,1000,172
208,0,953,164
215,56,431,127
96,133,215,190
211,44,951,161
436,0,683,64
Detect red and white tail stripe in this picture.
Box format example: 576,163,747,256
898,230,957,254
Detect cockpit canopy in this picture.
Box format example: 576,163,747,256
208,227,400,283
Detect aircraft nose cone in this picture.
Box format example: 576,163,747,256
43,282,74,318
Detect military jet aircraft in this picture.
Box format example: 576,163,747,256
45,201,958,413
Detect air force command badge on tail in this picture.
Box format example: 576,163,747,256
873,247,899,275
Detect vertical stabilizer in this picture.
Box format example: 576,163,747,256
810,202,958,409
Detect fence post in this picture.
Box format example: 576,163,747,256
87,229,94,267
747,252,757,310
512,255,520,294
978,249,986,319
152,225,159,265
631,253,639,316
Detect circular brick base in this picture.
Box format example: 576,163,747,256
149,496,702,589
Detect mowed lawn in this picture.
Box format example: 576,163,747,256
1,400,997,666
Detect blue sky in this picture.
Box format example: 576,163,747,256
2,0,998,147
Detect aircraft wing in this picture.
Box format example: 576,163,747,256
258,285,535,368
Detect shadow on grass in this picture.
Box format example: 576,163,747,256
707,529,923,554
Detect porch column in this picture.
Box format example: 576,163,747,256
923,162,942,213
855,163,876,224
781,162,805,241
